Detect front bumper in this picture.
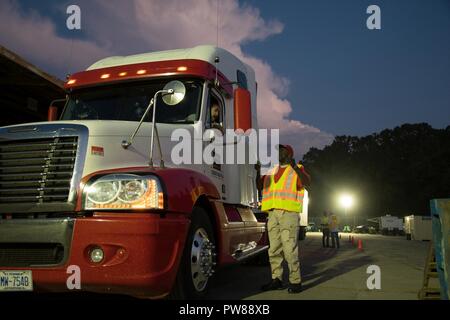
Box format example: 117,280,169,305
0,212,190,298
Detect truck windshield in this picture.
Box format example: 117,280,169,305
61,79,203,124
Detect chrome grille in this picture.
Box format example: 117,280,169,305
0,137,77,204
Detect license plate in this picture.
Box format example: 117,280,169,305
0,270,33,291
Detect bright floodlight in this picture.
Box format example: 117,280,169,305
339,194,354,209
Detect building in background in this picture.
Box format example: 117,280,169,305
0,45,65,126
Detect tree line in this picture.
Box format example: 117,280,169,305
302,123,450,218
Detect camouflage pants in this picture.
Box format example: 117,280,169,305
267,209,301,284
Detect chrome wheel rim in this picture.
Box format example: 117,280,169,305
190,227,216,292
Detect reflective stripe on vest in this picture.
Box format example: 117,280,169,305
261,165,304,212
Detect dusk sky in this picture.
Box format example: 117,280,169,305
1,0,449,158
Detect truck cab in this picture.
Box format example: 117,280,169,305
0,45,267,298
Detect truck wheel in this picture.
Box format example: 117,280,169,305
169,207,216,299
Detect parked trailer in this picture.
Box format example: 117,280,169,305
374,215,404,235
298,189,309,240
404,215,432,241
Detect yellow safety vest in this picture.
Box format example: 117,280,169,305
261,165,304,212
329,215,338,230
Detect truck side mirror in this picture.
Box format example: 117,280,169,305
48,105,58,122
234,88,252,132
162,80,186,106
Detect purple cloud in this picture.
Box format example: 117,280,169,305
0,0,333,157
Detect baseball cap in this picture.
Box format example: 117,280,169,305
276,144,294,158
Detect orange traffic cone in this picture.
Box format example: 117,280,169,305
358,239,363,251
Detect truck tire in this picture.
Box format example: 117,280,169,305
169,207,216,300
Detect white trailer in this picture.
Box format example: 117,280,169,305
379,215,403,235
298,189,309,240
404,215,432,241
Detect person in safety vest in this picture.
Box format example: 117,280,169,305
321,211,331,248
329,212,340,248
255,144,310,293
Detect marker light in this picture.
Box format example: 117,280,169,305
100,74,110,79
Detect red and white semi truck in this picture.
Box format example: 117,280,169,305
0,45,270,298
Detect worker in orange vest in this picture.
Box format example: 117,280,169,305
255,144,310,293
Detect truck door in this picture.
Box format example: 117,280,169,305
204,89,226,200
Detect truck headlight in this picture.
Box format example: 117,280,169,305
84,174,164,210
